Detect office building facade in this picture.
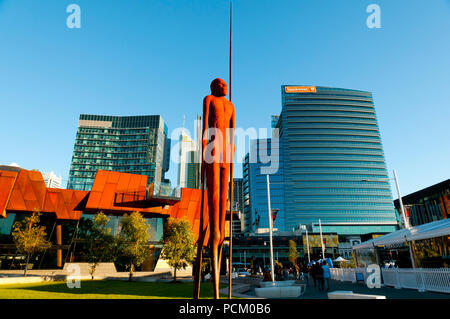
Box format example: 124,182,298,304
68,114,170,191
242,154,252,233
278,85,398,235
232,178,244,235
247,138,286,232
177,130,200,189
394,179,450,227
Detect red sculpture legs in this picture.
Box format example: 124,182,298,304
206,163,230,298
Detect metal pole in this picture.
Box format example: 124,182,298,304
393,170,409,229
306,228,311,263
393,170,416,270
227,0,234,300
266,174,275,282
319,219,325,259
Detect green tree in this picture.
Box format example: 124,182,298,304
12,211,51,276
160,217,196,283
288,239,300,267
84,212,117,279
118,212,150,281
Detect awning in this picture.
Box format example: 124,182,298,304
353,219,450,250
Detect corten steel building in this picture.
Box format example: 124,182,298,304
0,166,230,271
277,85,398,235
68,114,170,191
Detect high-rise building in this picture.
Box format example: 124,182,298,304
177,129,200,189
242,153,252,233
247,138,286,233
42,171,63,189
68,114,170,191
232,178,244,235
279,85,398,235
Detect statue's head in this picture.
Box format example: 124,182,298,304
210,78,228,97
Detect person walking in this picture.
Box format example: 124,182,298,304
322,260,331,291
303,263,309,284
316,261,324,291
310,262,317,288
283,267,289,281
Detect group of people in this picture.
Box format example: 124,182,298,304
307,260,331,292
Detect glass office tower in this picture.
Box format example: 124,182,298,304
248,138,286,232
242,153,252,233
68,114,170,191
279,86,398,235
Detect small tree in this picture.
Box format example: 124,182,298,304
288,240,300,273
160,217,196,283
118,212,150,281
12,211,51,276
85,212,116,279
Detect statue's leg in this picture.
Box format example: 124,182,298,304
207,163,221,299
217,166,230,275
193,225,206,299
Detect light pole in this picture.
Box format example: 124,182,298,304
266,174,275,282
319,219,325,260
304,225,311,264
393,169,409,229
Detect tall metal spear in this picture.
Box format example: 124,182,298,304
228,0,234,300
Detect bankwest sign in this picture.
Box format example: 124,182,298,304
285,86,316,93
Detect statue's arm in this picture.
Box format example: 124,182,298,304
202,96,211,157
230,103,235,159
201,96,211,174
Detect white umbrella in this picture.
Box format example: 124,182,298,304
333,256,348,262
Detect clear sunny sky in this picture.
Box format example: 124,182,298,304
0,0,449,196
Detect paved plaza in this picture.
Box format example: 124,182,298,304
297,279,450,299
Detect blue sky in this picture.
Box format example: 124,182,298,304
0,0,449,196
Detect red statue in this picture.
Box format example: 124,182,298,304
193,78,235,299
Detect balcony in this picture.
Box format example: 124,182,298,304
114,183,181,208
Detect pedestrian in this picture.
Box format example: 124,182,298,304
316,261,324,291
322,260,331,291
310,262,317,288
283,267,289,281
302,263,309,284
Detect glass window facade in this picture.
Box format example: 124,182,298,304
280,86,398,235
68,114,170,190
248,138,286,232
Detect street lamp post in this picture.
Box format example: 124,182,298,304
305,227,311,263
393,169,409,229
319,219,325,259
266,174,275,282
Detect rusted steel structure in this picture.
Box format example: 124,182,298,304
0,166,238,269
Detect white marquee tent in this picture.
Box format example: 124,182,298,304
353,219,450,250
